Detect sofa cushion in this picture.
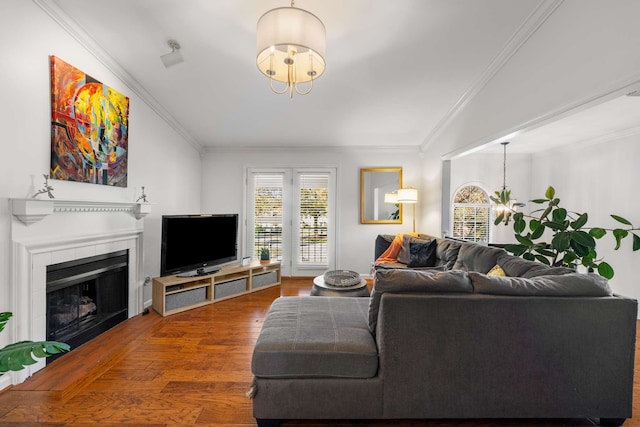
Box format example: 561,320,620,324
407,240,437,268
521,265,576,278
369,269,472,333
252,297,378,379
496,254,549,277
469,272,613,297
453,244,506,273
434,238,462,269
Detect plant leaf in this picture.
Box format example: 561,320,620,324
569,239,590,257
514,218,526,234
633,233,640,251
523,253,535,261
611,214,632,226
597,262,614,280
515,234,533,247
613,229,629,250
534,248,556,258
0,312,11,335
0,340,70,373
505,244,528,256
571,213,588,230
571,230,596,248
589,228,607,239
540,206,553,220
535,255,551,265
494,213,504,226
552,208,567,222
530,199,548,204
545,186,555,200
530,224,546,240
551,232,571,252
542,221,567,232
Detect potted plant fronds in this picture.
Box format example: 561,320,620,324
0,312,70,374
260,248,270,264
496,186,639,279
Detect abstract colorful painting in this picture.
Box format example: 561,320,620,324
50,56,129,187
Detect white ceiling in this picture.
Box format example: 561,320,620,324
46,0,640,153
479,93,640,155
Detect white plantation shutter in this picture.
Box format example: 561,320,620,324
452,185,491,243
247,167,336,276
297,173,329,265
252,174,284,261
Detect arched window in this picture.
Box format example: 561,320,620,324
452,185,491,243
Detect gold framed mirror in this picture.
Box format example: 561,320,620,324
360,167,403,224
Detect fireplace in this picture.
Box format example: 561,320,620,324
8,198,148,388
46,250,129,363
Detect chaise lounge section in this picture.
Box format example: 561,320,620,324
250,234,637,426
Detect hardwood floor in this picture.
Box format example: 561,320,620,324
0,277,638,426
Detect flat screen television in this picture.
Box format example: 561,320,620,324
160,214,238,277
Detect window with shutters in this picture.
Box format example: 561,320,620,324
252,174,283,261
297,173,329,265
247,168,336,276
452,185,491,243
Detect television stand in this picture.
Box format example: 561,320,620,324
152,261,281,316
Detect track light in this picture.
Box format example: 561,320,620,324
161,40,183,68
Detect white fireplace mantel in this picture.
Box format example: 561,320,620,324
7,197,148,388
11,198,152,224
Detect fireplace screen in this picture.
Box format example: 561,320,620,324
46,250,128,362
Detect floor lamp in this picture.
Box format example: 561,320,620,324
397,187,418,233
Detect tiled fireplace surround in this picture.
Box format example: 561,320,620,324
6,199,150,387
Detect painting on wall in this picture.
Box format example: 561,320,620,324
50,56,129,187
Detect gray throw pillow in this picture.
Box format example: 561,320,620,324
407,240,437,268
397,235,432,265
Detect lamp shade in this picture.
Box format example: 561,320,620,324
384,192,398,204
397,188,418,203
256,6,326,84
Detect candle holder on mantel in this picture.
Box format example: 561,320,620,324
32,174,55,199
136,186,148,203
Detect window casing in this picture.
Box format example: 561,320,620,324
452,185,491,243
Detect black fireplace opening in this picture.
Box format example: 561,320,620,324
46,250,129,363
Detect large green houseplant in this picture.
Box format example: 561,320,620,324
0,312,69,374
492,186,640,279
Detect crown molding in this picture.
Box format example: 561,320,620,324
442,72,640,160
33,0,204,154
419,0,564,153
203,145,422,154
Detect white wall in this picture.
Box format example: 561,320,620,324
450,153,532,243
201,148,423,276
530,135,640,300
0,0,202,351
421,0,640,237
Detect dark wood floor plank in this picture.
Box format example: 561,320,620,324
0,277,638,426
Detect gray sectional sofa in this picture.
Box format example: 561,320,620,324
250,234,637,426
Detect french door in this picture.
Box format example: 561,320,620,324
246,168,336,277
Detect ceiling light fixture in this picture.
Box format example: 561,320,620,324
492,142,525,225
256,0,326,98
161,40,183,68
